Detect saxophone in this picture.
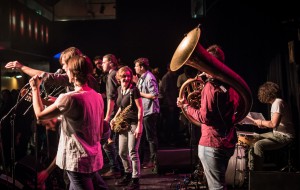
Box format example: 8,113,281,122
112,91,133,133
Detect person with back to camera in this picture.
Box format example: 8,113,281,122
29,55,107,190
249,81,295,171
177,44,239,190
5,47,108,189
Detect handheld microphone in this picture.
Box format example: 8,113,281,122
55,69,63,74
198,72,206,77
23,72,48,88
38,72,49,80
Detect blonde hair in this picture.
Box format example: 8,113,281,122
116,66,133,83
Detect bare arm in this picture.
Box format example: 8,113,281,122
254,112,281,129
105,98,115,122
134,97,144,139
5,61,44,77
30,75,62,121
37,156,57,185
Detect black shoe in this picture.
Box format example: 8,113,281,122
115,173,132,186
125,178,140,190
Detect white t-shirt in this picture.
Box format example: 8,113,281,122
271,98,295,138
54,89,104,173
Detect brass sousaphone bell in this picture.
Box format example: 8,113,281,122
171,26,253,126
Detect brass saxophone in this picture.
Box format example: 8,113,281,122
112,91,133,133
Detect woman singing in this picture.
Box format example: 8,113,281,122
30,55,107,189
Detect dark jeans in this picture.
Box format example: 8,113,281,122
67,171,108,190
101,128,122,172
139,113,159,164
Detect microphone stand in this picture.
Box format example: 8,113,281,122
0,88,31,189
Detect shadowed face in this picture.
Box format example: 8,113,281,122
102,57,111,73
94,59,102,70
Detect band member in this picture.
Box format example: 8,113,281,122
111,66,143,190
6,47,104,189
5,47,99,93
29,55,107,189
133,58,160,170
177,45,238,189
101,54,123,178
249,81,295,171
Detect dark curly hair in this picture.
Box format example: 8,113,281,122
257,81,281,103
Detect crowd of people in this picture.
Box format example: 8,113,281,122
1,44,296,190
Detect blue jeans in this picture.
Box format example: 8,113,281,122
198,145,234,190
67,171,108,190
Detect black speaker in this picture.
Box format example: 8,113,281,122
0,174,27,190
14,155,39,189
249,171,300,190
156,148,194,174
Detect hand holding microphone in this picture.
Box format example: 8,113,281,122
29,72,49,90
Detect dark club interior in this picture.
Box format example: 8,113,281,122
1,0,300,189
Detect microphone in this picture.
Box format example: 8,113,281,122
55,68,63,74
38,72,49,80
22,72,49,89
198,72,206,77
23,72,48,86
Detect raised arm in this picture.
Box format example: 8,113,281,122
5,61,44,77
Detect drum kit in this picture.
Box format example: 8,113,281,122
225,131,259,188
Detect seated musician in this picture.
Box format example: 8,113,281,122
248,82,295,171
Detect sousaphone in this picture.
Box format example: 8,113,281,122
171,26,252,126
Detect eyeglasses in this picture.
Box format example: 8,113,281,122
102,61,111,64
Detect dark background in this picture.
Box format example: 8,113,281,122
50,0,299,111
